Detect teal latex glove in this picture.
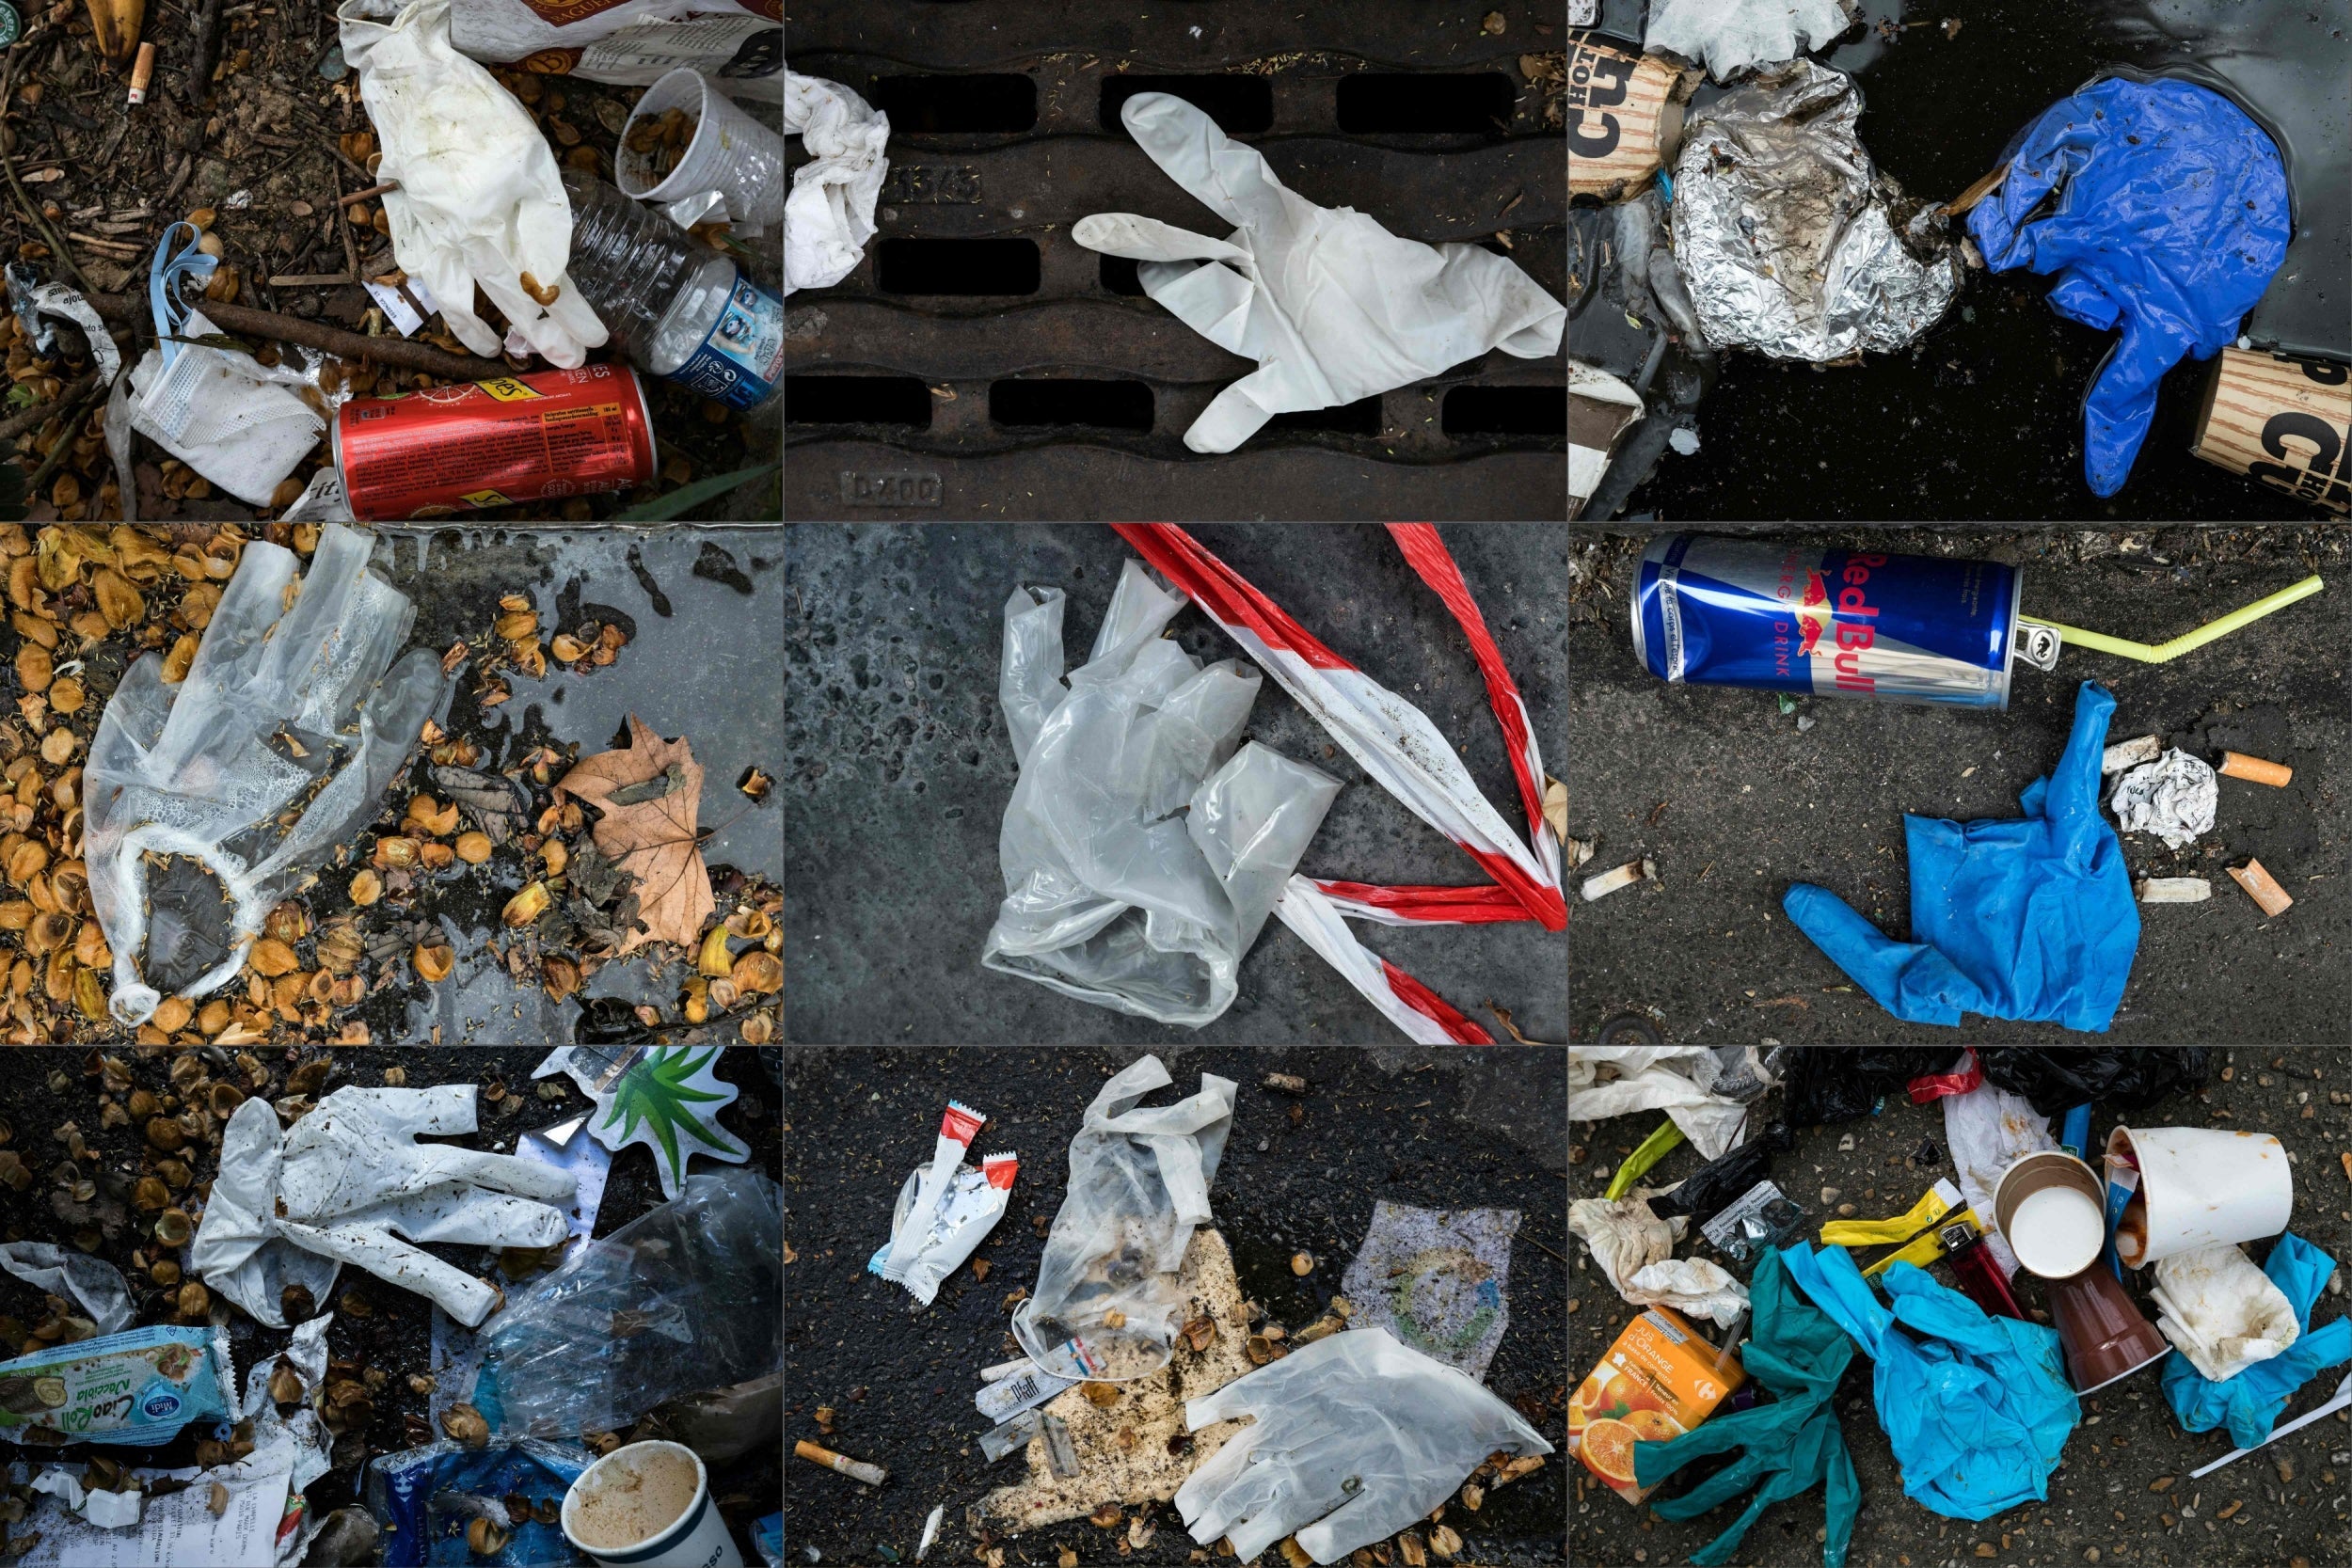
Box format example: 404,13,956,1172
1632,1248,1860,1568
2164,1232,2352,1450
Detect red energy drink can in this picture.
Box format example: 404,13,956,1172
334,365,658,520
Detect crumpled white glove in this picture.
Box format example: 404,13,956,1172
2151,1242,2300,1383
1176,1327,1552,1564
786,71,889,293
1646,0,1859,83
1074,93,1565,452
191,1085,577,1329
1569,1192,1753,1330
339,0,608,366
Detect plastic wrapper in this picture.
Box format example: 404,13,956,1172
449,0,779,99
1701,1180,1809,1265
866,1151,1018,1306
362,1438,590,1568
0,1244,135,1337
1974,1048,2212,1118
85,524,447,1027
983,560,1339,1026
1651,1121,1792,1225
1175,1327,1550,1564
2149,1243,2298,1384
1780,1050,1961,1127
2109,749,2217,850
0,1325,230,1447
485,1167,782,1438
1645,0,1858,83
192,1086,578,1331
1673,60,1959,362
1568,1046,1762,1159
1011,1055,1235,1383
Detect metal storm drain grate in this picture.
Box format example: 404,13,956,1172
785,0,1568,519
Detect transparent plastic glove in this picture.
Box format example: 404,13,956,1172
983,559,1339,1025
1783,680,2140,1031
1646,0,1857,82
2163,1232,2352,1449
84,525,447,1027
1635,1248,1859,1568
1969,78,2289,497
2150,1242,2299,1384
1011,1055,1235,1382
338,0,609,366
1073,93,1565,452
1175,1327,1551,1564
192,1086,578,1330
785,71,889,293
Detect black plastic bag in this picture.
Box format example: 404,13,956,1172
1779,1049,1963,1127
1651,1121,1793,1227
1973,1048,2212,1118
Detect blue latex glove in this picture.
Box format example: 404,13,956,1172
1784,680,2140,1031
1781,1244,2078,1520
2164,1232,2352,1450
1969,77,2290,498
1633,1248,1861,1568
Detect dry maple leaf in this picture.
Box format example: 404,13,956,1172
554,715,714,951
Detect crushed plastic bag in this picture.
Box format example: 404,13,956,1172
1779,1050,1962,1127
1941,1080,2058,1279
785,72,890,293
1173,1326,1552,1565
2149,1243,2298,1384
363,1437,590,1568
85,524,448,1027
2164,1232,2352,1450
1568,1047,1765,1160
5,263,121,385
1973,1048,2213,1118
2109,749,2217,850
485,1165,782,1438
1645,0,1858,83
1651,1122,1793,1226
1074,93,1565,452
192,1086,579,1330
1672,60,1958,362
0,1243,135,1336
1012,1055,1235,1383
983,560,1341,1026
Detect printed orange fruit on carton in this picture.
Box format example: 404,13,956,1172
1569,1306,1743,1505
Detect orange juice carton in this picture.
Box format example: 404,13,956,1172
1568,1305,1745,1504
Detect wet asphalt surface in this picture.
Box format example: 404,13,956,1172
781,1046,1570,1565
0,1045,783,1564
1570,1046,2352,1568
1567,527,2350,1044
783,525,1567,1044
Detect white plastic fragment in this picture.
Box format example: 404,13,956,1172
2150,1242,2299,1383
915,1503,944,1561
785,71,890,293
1566,836,1596,872
1669,426,1701,455
0,1243,136,1336
1581,856,1656,901
2137,877,2212,904
1646,0,1858,82
2109,748,2218,850
2103,734,2161,774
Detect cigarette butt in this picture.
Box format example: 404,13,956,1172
2101,735,2160,775
795,1438,888,1486
2226,858,2294,918
1580,856,1656,902
2217,751,2292,788
2136,877,2211,904
128,41,155,104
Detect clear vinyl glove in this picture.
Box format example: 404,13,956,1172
192,1086,579,1329
84,524,447,1026
1073,93,1565,452
1175,1327,1552,1564
338,0,609,366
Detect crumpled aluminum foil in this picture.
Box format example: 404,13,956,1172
1671,59,1959,361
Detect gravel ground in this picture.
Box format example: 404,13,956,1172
1566,527,2349,1044
782,1046,1569,1565
1570,1046,2352,1568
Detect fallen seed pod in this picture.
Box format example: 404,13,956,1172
468,1517,510,1556
1291,1252,1314,1275
153,1209,192,1246
442,1403,489,1447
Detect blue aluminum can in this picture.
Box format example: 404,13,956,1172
1631,534,2025,708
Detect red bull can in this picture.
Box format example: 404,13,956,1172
1632,535,2036,709
334,365,657,521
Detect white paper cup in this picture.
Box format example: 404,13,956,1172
562,1440,743,1568
619,68,785,232
1992,1150,2108,1279
2105,1124,2293,1269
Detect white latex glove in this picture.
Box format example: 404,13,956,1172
1647,0,1858,83
785,71,889,293
2151,1243,2300,1383
192,1086,578,1329
339,0,608,366
1074,93,1565,453
1176,1327,1551,1564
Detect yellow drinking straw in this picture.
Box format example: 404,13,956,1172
2020,573,2324,663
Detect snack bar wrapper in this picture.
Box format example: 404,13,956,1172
0,1325,232,1446
870,1153,1019,1306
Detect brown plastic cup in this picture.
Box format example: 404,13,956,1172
2044,1261,2171,1394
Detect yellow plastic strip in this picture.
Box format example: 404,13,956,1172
1861,1209,1982,1278
2020,573,2324,664
1820,1186,1955,1249
1604,1118,1686,1201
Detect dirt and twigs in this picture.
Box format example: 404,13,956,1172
0,521,781,1044
0,1,775,521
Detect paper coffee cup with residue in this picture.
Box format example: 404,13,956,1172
2191,347,2351,515
1568,34,1689,201
2105,1124,2293,1269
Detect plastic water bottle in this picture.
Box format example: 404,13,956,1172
562,170,780,414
